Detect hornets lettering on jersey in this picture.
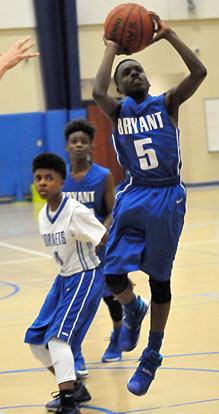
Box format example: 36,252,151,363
42,231,66,247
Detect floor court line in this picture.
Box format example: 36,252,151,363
1,237,219,260
180,238,219,246
1,399,219,412
0,257,51,265
0,242,52,258
1,351,219,374
0,281,19,300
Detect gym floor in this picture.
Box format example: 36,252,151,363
0,186,219,414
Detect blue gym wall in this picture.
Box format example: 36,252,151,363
0,1,89,201
0,109,86,201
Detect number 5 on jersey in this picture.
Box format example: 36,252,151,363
134,138,158,170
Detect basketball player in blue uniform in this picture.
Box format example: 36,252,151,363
24,153,107,414
92,11,207,396
62,118,123,372
0,36,38,80
46,119,124,413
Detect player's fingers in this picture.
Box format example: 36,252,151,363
16,36,32,48
20,41,36,53
148,11,160,21
23,52,39,58
148,12,160,34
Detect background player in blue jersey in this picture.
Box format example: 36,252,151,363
0,36,38,80
62,118,123,373
92,11,207,396
25,153,107,414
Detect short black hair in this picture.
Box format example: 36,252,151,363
32,153,67,180
113,59,139,86
64,118,95,143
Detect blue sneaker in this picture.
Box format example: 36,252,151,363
119,297,150,352
74,352,88,378
127,349,163,396
101,332,122,362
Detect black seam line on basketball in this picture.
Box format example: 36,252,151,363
106,4,128,36
120,4,136,52
136,7,144,52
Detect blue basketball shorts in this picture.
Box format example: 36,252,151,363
104,183,186,281
24,267,104,349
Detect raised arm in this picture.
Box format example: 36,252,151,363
0,36,39,80
92,38,122,128
149,12,207,124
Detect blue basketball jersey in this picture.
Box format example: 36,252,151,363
111,93,181,185
62,163,109,224
104,93,186,281
62,163,110,269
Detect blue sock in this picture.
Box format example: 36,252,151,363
124,295,142,313
147,330,164,353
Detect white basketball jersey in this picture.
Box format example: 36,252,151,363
39,196,106,276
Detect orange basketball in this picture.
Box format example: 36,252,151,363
104,3,154,54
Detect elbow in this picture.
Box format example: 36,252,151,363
192,65,207,85
199,65,207,80
92,88,99,101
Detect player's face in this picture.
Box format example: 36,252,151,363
66,131,92,161
116,61,150,98
34,169,64,201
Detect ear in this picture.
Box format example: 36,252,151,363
116,85,123,95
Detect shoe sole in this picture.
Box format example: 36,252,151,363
101,356,122,363
76,370,88,378
46,398,91,413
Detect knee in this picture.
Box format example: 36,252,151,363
105,273,129,295
149,277,171,304
29,343,52,367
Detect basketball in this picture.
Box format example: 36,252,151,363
104,3,154,54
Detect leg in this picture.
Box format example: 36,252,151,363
101,294,123,362
29,343,89,412
127,278,171,396
72,346,88,379
105,274,150,352
46,365,91,413
48,337,79,414
71,267,104,377
71,270,103,376
151,301,170,332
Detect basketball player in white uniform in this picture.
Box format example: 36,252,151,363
24,152,106,414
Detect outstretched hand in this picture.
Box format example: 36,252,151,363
148,11,171,44
0,36,39,78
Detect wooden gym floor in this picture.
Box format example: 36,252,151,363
0,186,219,414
